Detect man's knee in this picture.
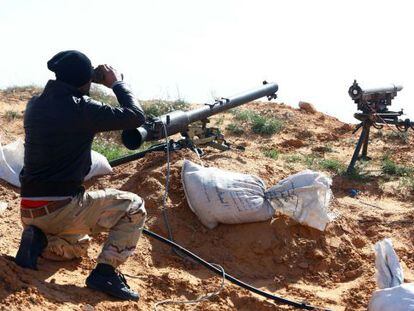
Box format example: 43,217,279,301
124,193,146,224
43,234,90,261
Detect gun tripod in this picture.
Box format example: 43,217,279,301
346,112,414,174
346,119,373,174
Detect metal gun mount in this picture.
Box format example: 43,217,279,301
346,80,414,174
109,81,278,167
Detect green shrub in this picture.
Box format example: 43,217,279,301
226,123,244,135
262,149,279,159
301,155,345,174
231,109,255,122
231,109,283,136
4,110,21,121
318,159,345,174
303,155,317,168
251,114,283,135
381,156,413,176
92,139,135,161
141,99,190,117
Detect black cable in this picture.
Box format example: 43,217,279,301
142,228,331,311
160,121,174,242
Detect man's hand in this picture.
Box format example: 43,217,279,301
95,64,123,88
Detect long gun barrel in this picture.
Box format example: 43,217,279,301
122,82,278,150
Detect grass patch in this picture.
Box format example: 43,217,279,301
300,154,346,174
141,99,190,117
287,152,369,180
232,109,255,122
250,114,283,135
284,153,370,179
381,156,413,176
303,154,317,168
92,138,135,161
226,123,244,135
318,159,345,174
262,149,279,159
4,110,21,121
230,109,283,136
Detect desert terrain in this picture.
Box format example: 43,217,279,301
1,87,414,311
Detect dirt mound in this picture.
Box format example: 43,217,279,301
2,88,414,310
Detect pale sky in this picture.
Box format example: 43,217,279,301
1,0,413,123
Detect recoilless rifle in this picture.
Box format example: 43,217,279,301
346,80,414,173
110,81,278,167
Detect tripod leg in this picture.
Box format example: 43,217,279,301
361,124,371,160
346,124,368,174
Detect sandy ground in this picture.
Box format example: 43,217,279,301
1,88,414,311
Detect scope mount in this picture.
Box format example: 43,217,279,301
110,117,244,167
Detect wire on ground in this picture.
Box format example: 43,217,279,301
143,228,331,311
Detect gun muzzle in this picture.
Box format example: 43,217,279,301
122,127,148,150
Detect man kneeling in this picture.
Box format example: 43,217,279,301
15,50,147,300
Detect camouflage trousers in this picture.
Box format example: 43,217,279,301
21,189,146,268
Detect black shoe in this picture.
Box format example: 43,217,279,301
86,268,140,301
15,225,48,270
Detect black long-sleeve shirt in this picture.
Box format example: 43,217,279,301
20,79,145,197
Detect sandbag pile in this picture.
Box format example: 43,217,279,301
181,160,336,231
368,238,414,311
0,138,113,187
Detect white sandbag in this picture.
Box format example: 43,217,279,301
374,238,404,289
85,150,113,181
181,160,273,229
369,284,414,311
265,170,335,231
368,238,414,311
182,161,335,230
0,139,113,187
0,138,24,187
